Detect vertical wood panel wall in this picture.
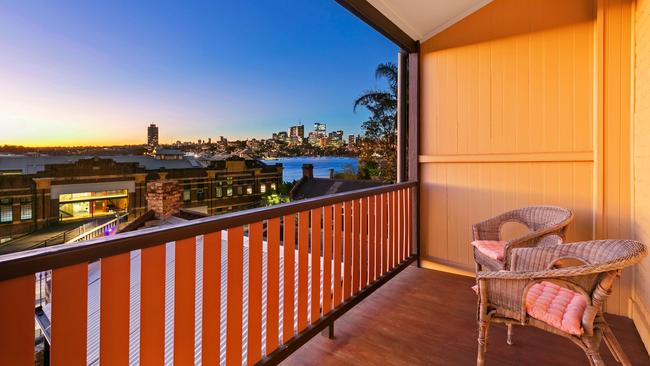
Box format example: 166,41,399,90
419,0,635,316
634,0,650,350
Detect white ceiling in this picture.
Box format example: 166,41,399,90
366,0,493,41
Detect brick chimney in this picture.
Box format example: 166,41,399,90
146,179,182,219
302,164,314,179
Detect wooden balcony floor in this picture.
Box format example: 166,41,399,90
282,265,650,366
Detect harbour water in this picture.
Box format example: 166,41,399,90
262,156,358,182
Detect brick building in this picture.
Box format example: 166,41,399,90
0,155,282,241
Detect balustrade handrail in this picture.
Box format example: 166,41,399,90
0,181,417,282
64,212,128,244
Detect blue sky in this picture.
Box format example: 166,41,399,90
0,0,398,146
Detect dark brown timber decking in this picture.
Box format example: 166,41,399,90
281,266,650,366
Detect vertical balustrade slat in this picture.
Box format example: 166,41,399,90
266,217,280,355
100,253,131,365
333,203,343,307
297,211,309,332
175,237,197,365
322,205,333,314
392,190,398,268
52,263,88,366
227,227,243,366
248,222,263,365
384,192,393,273
343,201,352,300
408,187,413,257
398,188,404,262
202,232,221,366
266,218,280,354
381,193,388,276
361,197,368,288
352,199,360,294
283,214,295,343
310,207,321,324
369,195,376,282
0,275,34,365
141,244,166,365
401,189,409,260
376,194,386,278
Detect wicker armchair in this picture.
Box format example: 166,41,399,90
475,239,647,366
472,206,574,271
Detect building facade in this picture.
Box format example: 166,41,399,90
0,155,282,241
147,123,159,147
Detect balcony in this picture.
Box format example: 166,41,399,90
3,0,650,365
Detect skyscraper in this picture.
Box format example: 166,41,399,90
288,124,305,144
314,122,326,134
147,123,159,147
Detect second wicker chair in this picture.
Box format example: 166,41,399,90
472,206,574,271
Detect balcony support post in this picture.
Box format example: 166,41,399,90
397,51,408,183
407,48,420,267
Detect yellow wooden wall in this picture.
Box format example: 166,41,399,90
634,0,650,350
419,0,637,317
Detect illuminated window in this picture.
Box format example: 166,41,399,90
0,199,12,223
227,177,233,185
271,183,277,191
183,189,191,202
246,186,253,195
216,187,223,198
226,187,233,197
260,184,266,193
20,198,32,220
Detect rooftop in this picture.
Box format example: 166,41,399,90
0,155,203,174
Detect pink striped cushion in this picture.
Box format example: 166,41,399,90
525,281,587,336
471,240,506,261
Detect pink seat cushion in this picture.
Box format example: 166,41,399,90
472,240,506,261
525,281,587,336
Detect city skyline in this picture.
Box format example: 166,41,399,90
0,1,397,147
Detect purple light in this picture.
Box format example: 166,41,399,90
103,226,114,236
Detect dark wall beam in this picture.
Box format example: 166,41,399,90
335,0,418,53
397,51,408,182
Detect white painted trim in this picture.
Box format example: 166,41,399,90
369,0,423,40
421,0,493,42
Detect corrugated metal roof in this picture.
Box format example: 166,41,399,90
43,232,326,366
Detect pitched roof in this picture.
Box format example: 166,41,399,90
290,177,385,200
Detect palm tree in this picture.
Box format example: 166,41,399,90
353,62,398,182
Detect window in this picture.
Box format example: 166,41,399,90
271,183,277,191
227,177,233,185
226,187,233,197
20,198,32,220
197,187,205,201
183,189,191,202
216,187,223,198
246,186,253,195
260,184,266,194
237,186,243,195
0,199,12,223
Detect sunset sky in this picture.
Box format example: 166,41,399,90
0,1,397,147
